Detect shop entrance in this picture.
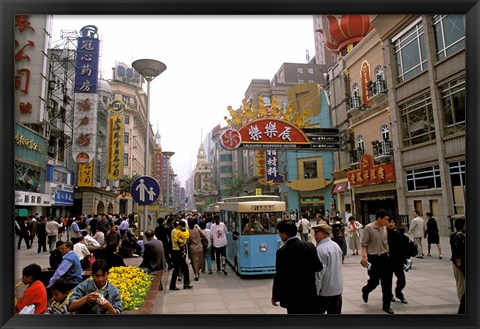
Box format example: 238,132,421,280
358,198,397,226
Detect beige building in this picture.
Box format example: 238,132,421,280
325,15,465,234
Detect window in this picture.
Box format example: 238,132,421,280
440,77,465,135
380,124,390,141
433,15,465,60
122,96,130,104
357,135,365,150
308,80,315,83
124,115,130,125
400,93,435,147
303,160,318,179
406,165,441,191
123,153,129,166
352,83,360,97
297,67,304,74
449,161,465,214
375,65,384,80
124,132,129,144
393,18,427,82
307,68,314,74
220,154,232,162
298,79,304,83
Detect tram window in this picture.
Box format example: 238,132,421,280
241,213,279,235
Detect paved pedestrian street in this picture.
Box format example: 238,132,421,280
14,236,459,314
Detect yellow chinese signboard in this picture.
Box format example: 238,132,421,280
107,114,124,180
78,161,93,187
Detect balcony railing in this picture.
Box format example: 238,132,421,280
372,140,393,158
349,148,364,164
368,78,387,98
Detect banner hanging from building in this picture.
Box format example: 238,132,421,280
72,25,100,164
107,114,124,180
14,15,51,123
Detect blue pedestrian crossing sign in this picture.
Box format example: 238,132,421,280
130,175,160,206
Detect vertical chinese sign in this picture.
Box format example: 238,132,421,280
72,25,100,164
14,15,51,123
107,100,125,180
266,149,284,184
361,60,371,106
78,161,93,187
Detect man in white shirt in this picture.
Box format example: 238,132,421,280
408,210,426,258
312,223,343,314
297,214,311,242
81,231,100,248
211,215,228,275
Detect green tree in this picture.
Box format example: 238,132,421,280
119,174,140,196
224,173,249,197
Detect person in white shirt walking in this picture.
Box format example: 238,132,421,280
312,223,343,314
408,210,426,258
211,215,228,275
346,216,363,255
297,214,311,242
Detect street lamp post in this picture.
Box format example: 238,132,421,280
132,59,166,233
162,151,175,213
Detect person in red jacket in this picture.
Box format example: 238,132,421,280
15,263,47,314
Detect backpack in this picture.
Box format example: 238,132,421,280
407,238,418,257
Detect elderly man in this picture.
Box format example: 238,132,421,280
311,223,343,314
46,241,83,289
139,229,167,273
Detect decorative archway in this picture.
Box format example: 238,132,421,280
97,201,105,214
107,202,114,214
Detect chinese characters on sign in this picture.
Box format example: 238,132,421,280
266,150,284,184
72,25,100,163
107,114,124,180
14,15,51,123
238,118,310,149
78,161,93,187
347,154,395,187
361,61,372,106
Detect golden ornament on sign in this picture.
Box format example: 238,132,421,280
224,96,311,129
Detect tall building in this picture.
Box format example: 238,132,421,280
192,141,217,210
324,14,465,234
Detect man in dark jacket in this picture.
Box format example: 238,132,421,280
271,220,323,314
140,229,166,272
387,218,409,304
36,216,48,253
154,217,171,269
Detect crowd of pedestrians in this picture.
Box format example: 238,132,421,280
14,208,466,315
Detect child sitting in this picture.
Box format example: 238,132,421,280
46,278,75,314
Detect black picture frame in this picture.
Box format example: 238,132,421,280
1,1,478,329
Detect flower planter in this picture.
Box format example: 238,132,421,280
121,270,163,314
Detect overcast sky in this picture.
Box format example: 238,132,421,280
51,16,316,186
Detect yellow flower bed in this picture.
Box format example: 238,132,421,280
108,266,154,310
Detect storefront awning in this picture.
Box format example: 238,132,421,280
332,182,349,195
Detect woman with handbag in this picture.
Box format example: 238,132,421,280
346,216,363,255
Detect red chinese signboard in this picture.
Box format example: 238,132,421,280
347,154,395,187
238,118,310,148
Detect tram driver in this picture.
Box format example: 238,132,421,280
243,215,264,234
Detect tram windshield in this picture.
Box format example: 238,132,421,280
240,212,280,234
